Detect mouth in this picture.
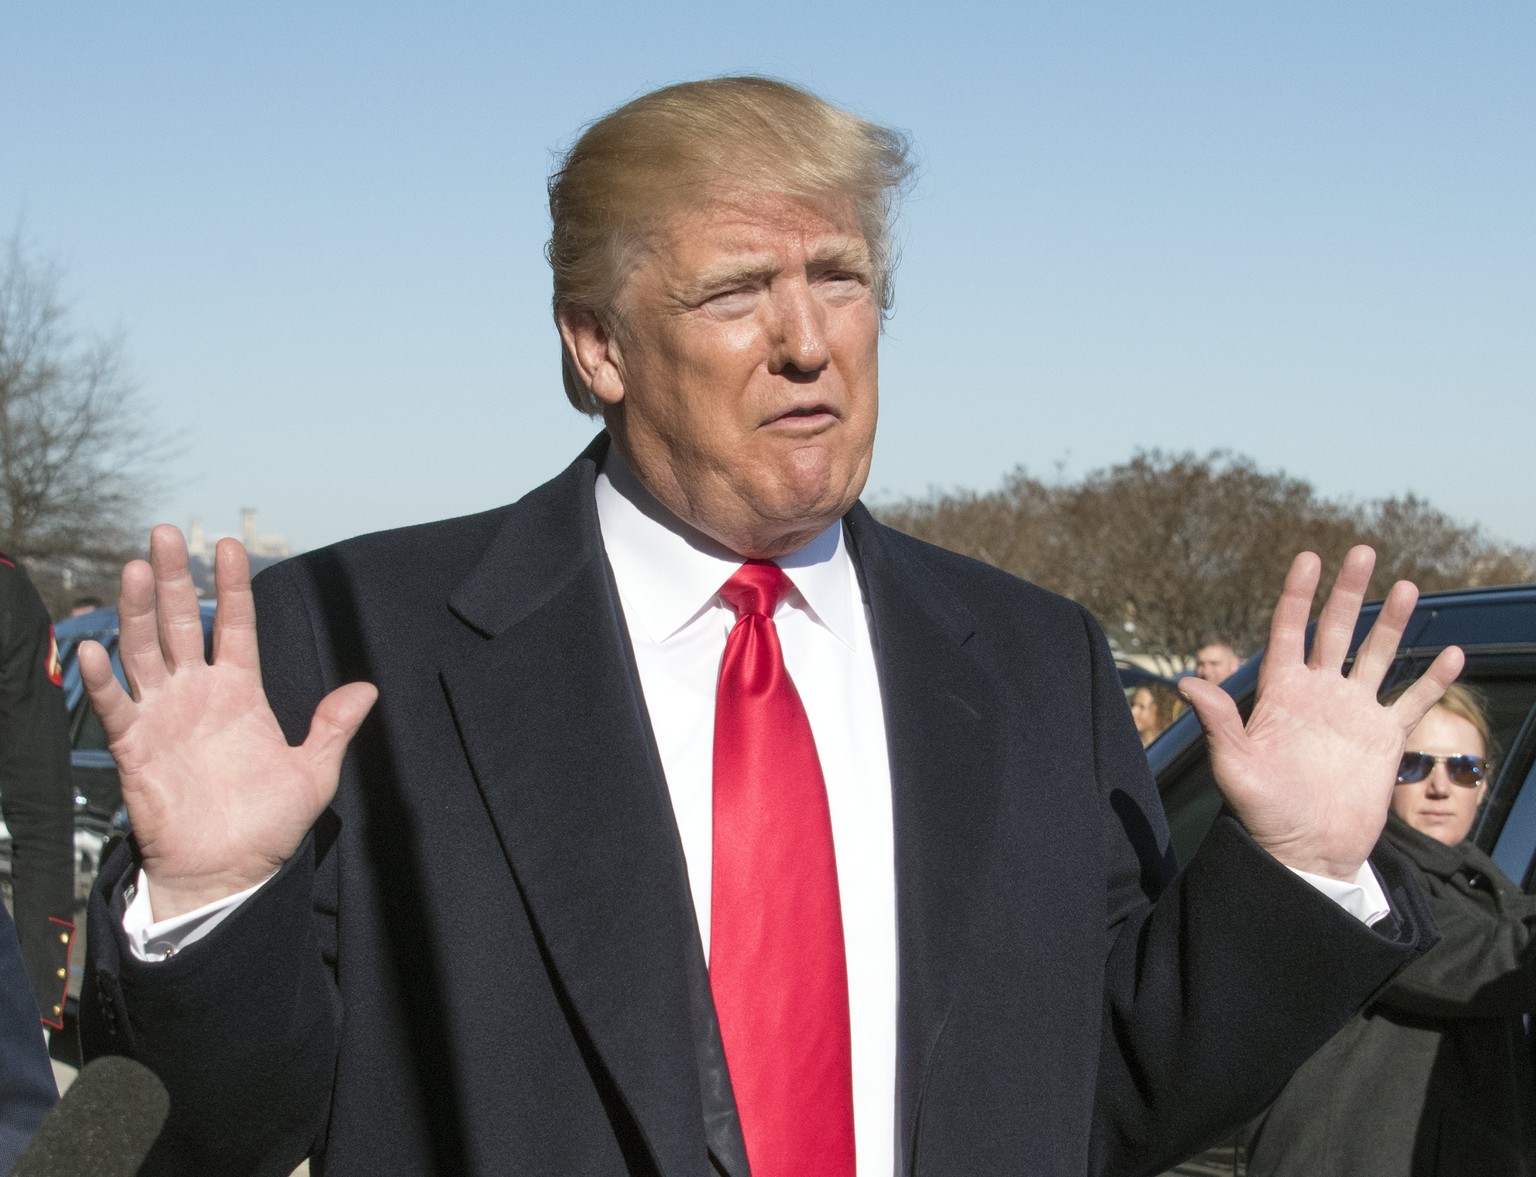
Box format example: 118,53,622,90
763,403,839,430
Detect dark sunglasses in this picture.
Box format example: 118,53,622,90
1396,751,1489,788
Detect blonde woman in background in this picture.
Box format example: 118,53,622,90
1244,682,1536,1177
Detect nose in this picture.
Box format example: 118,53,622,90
1424,763,1454,798
768,280,831,377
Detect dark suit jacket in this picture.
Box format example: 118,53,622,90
83,438,1435,1177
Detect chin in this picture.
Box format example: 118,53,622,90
775,453,868,513
764,488,856,534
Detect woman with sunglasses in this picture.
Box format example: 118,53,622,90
1243,682,1536,1177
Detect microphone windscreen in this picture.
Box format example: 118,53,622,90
9,1055,170,1177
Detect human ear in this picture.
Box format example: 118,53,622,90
557,305,627,407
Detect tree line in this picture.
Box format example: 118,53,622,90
876,451,1536,668
0,235,168,613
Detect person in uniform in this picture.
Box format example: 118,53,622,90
0,898,57,1171
0,552,76,1030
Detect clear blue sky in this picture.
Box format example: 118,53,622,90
4,2,1532,554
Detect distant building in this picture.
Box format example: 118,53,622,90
185,511,295,596
239,509,293,560
186,511,293,562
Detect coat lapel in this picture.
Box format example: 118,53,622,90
845,506,1011,1172
439,445,718,1176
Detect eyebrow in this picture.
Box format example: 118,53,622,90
683,239,873,300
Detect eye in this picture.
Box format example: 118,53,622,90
700,286,760,316
816,270,870,300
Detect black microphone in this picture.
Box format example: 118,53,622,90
9,1055,169,1177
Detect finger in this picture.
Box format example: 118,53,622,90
1387,646,1465,729
1309,545,1375,672
79,639,137,742
1259,552,1320,690
301,681,380,787
1179,675,1246,757
116,555,165,697
211,539,260,672
150,525,208,671
1349,579,1419,690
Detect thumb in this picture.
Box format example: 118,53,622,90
302,681,380,779
1178,676,1245,758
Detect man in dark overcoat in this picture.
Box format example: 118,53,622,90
79,78,1462,1177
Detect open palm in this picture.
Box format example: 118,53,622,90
1181,546,1464,880
80,527,376,921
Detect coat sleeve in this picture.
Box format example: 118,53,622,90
80,558,344,1177
1078,608,1438,1177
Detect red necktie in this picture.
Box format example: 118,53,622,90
710,561,856,1177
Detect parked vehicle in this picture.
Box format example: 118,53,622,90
1155,583,1536,1175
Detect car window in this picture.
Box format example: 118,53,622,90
1489,703,1536,887
1491,760,1536,887
1159,753,1222,867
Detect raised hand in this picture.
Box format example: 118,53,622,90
79,526,377,921
1180,546,1464,881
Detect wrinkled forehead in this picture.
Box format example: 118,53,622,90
614,185,870,307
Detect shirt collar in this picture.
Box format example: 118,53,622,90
594,446,860,650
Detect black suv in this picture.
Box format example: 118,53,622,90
1152,583,1536,1175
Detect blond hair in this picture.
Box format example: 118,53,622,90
546,76,915,413
1386,680,1494,755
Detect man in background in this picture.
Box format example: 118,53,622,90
1195,638,1243,683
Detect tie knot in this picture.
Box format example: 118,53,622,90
719,561,793,619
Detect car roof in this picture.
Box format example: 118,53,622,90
1390,583,1536,652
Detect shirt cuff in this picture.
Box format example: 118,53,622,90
1288,861,1392,927
122,870,273,962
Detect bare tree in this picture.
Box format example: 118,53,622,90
0,234,164,567
878,450,1536,664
